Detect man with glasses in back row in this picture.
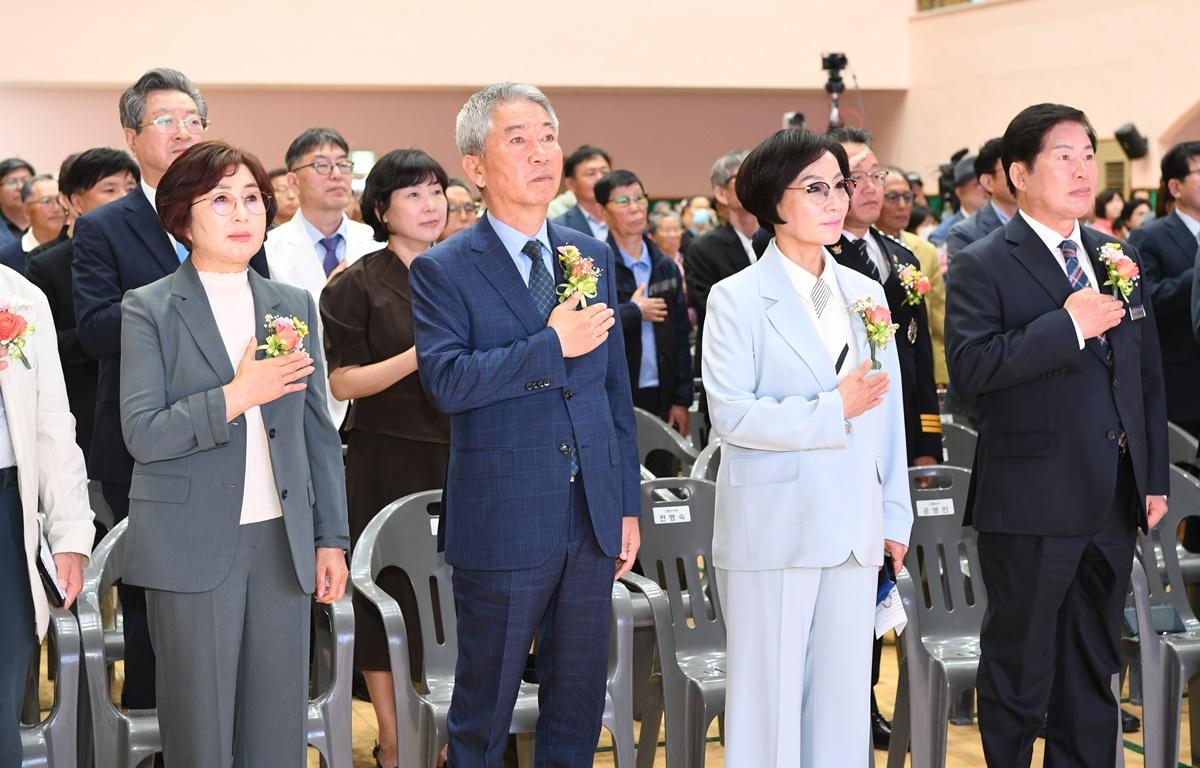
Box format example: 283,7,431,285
265,127,381,429
0,174,67,274
72,66,270,711
0,159,35,248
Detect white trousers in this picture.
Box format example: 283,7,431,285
717,556,876,768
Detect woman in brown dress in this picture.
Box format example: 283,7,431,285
320,148,450,768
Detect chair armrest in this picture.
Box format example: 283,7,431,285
311,595,354,706
42,606,81,735
607,582,634,702
619,572,681,680
1130,558,1165,668
75,576,118,725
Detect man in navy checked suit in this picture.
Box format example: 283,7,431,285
410,82,641,767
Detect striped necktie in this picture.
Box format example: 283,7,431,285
1060,239,1108,352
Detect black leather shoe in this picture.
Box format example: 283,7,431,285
1122,707,1140,733
872,712,892,750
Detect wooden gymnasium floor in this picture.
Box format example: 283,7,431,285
41,636,1187,766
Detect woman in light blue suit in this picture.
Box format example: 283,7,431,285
702,129,913,767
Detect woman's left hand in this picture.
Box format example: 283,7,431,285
314,547,349,603
884,539,908,573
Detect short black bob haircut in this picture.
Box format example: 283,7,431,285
735,129,851,236
563,145,612,180
593,170,642,207
60,147,140,198
360,148,449,242
1001,103,1096,196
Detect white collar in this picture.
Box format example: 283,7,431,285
1018,209,1083,257
20,229,39,252
775,241,837,297
295,208,350,245
141,180,157,210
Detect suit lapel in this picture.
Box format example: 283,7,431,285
758,246,837,392
1166,213,1200,259
125,188,179,276
830,260,871,363
1080,226,1128,366
170,261,237,382
249,270,286,424
469,218,546,336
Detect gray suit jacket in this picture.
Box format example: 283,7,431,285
118,259,349,593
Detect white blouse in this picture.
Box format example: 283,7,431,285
197,269,284,526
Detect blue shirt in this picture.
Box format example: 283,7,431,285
297,210,350,268
620,240,659,389
990,199,1012,226
486,211,554,285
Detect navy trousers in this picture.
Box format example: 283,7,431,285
0,484,33,766
447,480,614,768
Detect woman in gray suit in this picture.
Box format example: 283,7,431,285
119,141,350,767
701,129,912,766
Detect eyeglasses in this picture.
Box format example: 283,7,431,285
28,196,62,208
609,193,648,208
291,159,353,176
883,191,914,204
139,115,208,135
786,179,856,202
447,203,476,215
2,176,30,190
191,191,269,216
849,170,889,187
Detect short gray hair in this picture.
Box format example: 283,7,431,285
710,149,748,190
119,68,207,131
20,174,54,203
648,210,681,235
455,82,559,157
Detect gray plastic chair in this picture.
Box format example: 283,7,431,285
350,491,636,767
634,407,699,475
887,466,981,768
940,421,977,468
20,606,81,767
621,478,724,768
688,439,721,482
1129,466,1200,768
1168,421,1199,467
307,594,355,768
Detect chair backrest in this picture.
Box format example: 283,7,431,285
636,478,724,655
1167,422,1200,472
77,518,132,748
634,407,699,471
1135,466,1200,632
689,438,722,482
941,422,978,468
901,466,986,639
356,491,459,687
20,605,80,765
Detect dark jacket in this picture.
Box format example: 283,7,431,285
72,186,269,484
551,205,595,239
946,215,1169,534
947,200,1005,259
1128,212,1200,424
609,235,693,411
684,223,754,399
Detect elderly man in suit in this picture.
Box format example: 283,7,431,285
265,127,380,427
551,145,613,241
411,82,640,767
0,263,94,765
947,103,1169,767
72,66,270,710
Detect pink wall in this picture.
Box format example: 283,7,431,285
0,85,904,198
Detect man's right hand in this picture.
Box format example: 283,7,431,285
225,338,314,420
549,293,616,358
631,283,669,323
838,360,889,420
1064,289,1124,339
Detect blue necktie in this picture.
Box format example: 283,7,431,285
174,240,189,263
319,235,342,276
523,239,578,480
523,239,556,319
1060,240,1108,351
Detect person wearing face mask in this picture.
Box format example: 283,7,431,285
119,140,348,768
319,149,451,768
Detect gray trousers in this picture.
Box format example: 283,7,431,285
146,518,310,768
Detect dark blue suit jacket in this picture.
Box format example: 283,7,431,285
410,218,640,571
0,240,25,275
551,205,592,238
72,187,269,484
1128,212,1200,424
946,214,1169,535
946,200,1004,258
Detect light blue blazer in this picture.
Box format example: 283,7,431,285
701,241,912,571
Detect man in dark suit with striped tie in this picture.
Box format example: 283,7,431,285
946,103,1169,767
410,82,641,767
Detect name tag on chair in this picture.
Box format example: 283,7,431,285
1129,304,1146,321
916,498,955,518
653,505,691,525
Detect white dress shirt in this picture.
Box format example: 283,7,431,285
776,244,859,381
19,229,39,253
1018,209,1097,349
734,227,758,265
842,229,890,281
141,180,185,254
196,269,284,526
